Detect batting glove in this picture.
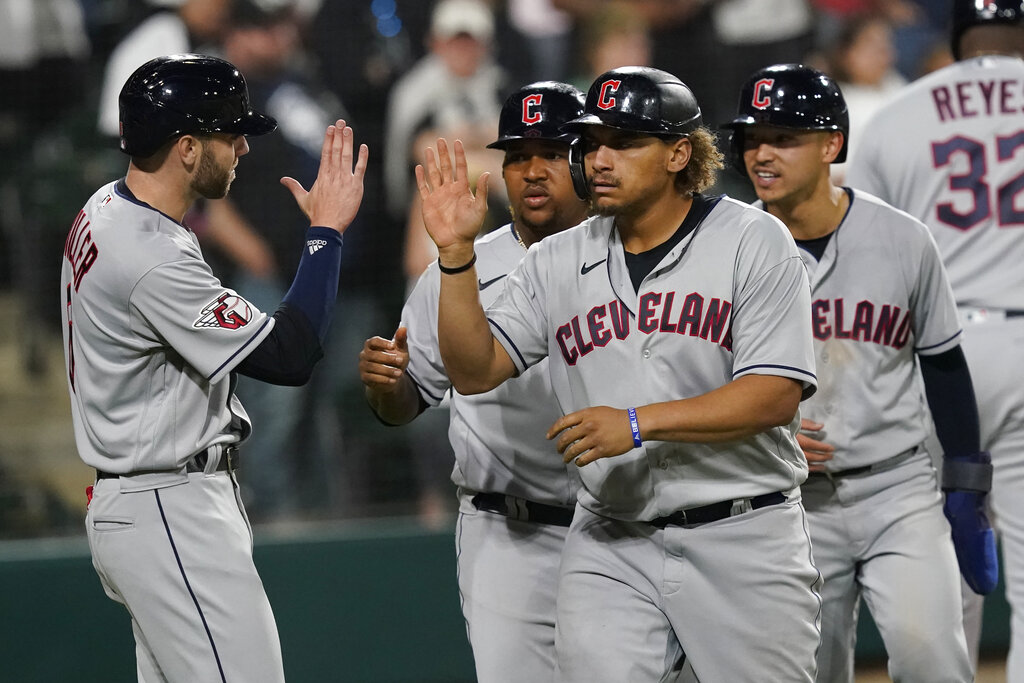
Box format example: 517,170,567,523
942,451,999,595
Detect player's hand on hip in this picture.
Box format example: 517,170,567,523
415,138,489,262
359,327,410,392
797,419,834,472
548,407,635,467
281,119,368,235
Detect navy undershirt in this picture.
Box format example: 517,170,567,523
624,194,718,292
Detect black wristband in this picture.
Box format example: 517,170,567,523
438,253,476,275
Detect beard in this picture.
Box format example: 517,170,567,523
191,147,234,199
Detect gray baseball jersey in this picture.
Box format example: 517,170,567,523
63,180,273,473
482,196,823,682
403,223,579,507
486,196,817,521
63,178,285,682
767,190,963,470
402,223,577,682
847,55,1024,676
847,56,1024,311
763,189,971,682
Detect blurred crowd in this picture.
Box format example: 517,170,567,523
0,0,958,535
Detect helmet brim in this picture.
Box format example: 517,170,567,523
226,110,278,137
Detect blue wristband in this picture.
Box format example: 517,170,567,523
628,407,642,448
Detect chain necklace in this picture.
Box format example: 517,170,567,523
511,225,528,250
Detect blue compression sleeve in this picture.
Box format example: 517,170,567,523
919,345,981,457
282,226,342,342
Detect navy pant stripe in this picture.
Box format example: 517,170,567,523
155,489,228,683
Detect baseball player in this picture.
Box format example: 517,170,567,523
723,63,992,683
846,1,1023,674
61,54,367,682
359,81,589,683
415,66,823,682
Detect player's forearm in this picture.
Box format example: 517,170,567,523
365,374,422,426
436,249,512,394
637,375,803,443
920,346,981,456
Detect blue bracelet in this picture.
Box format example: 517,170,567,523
628,407,642,448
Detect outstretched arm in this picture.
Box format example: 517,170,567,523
416,138,515,394
237,120,368,385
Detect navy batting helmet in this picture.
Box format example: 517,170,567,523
487,81,585,150
952,0,1024,59
118,54,277,158
562,66,702,138
562,67,701,198
721,63,849,172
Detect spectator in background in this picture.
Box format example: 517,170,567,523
505,0,575,82
827,13,906,183
384,0,506,225
383,0,509,524
0,0,92,378
204,0,346,522
96,0,233,140
810,0,941,80
569,1,651,92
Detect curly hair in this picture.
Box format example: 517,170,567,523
674,127,724,196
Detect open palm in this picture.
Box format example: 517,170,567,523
415,138,490,252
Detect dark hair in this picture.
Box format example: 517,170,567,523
675,127,723,196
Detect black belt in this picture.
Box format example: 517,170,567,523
1009,311,1024,318
649,492,787,528
96,445,239,480
471,492,575,527
808,446,918,481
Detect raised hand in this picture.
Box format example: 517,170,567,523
359,327,410,393
415,138,490,256
797,419,834,472
548,406,637,467
281,119,368,234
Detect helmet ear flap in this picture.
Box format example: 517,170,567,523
569,139,589,200
729,130,747,176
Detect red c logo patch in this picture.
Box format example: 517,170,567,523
752,78,774,110
522,94,543,124
597,80,621,110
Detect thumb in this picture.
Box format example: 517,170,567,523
394,326,409,352
280,176,307,202
801,419,824,431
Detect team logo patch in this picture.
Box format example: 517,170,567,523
194,292,253,330
307,238,328,255
752,78,774,110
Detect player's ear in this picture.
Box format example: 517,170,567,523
176,134,202,167
666,136,692,173
822,131,844,164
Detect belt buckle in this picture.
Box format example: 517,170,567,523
224,445,238,471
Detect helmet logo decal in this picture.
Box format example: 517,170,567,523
752,78,775,110
597,80,622,110
522,94,543,124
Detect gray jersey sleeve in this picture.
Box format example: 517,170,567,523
730,213,817,395
130,259,274,384
907,220,962,355
401,264,450,405
486,244,552,375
